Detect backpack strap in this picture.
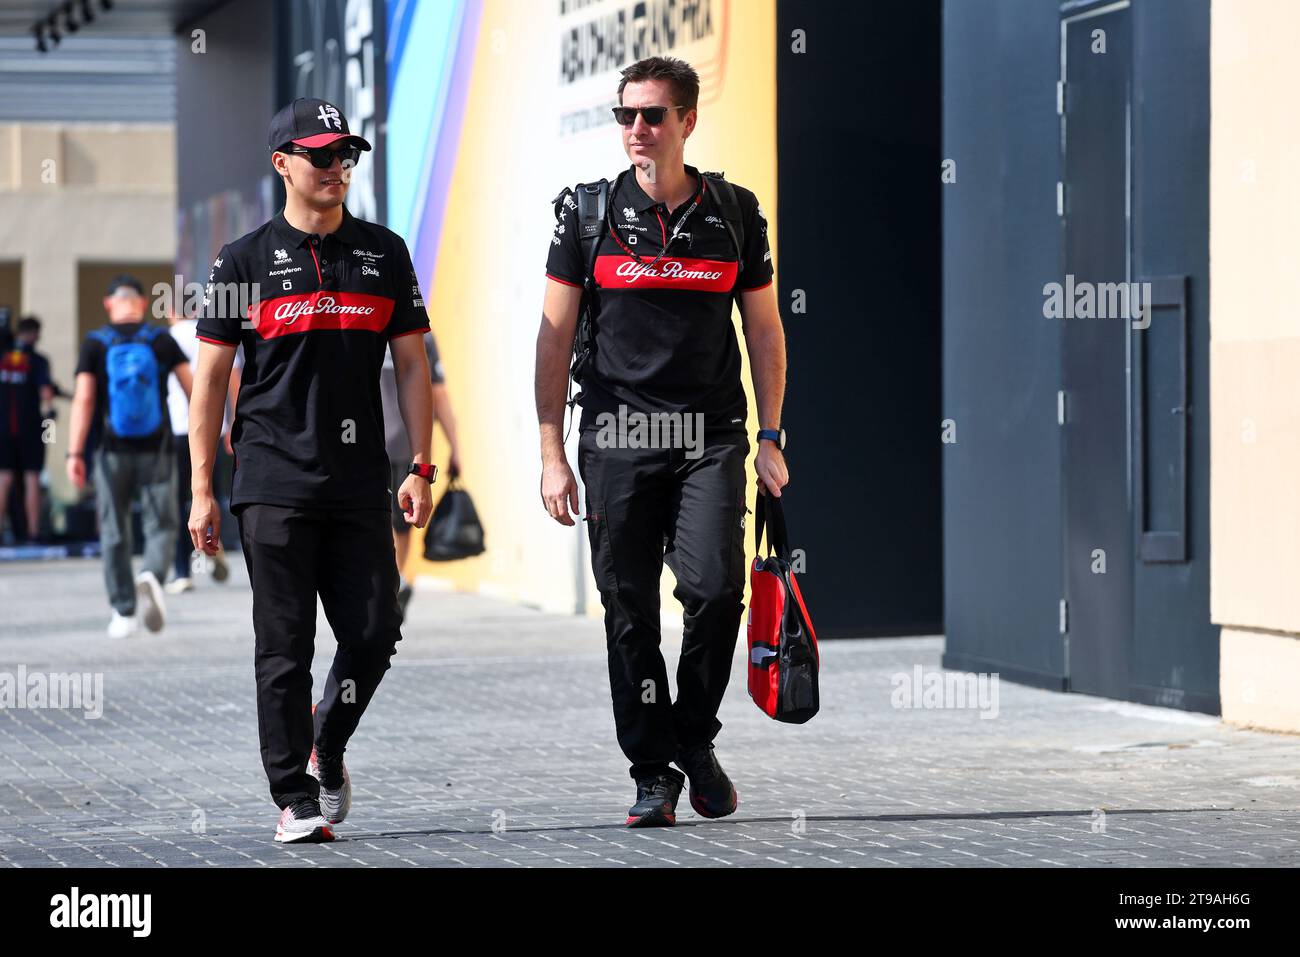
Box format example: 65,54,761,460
553,177,613,441
574,178,610,284
90,323,160,348
700,171,745,271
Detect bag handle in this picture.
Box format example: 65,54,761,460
753,492,790,559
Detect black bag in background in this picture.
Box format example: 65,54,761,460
422,470,486,561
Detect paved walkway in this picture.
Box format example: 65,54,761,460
1,556,1298,867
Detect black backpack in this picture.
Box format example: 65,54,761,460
551,170,746,434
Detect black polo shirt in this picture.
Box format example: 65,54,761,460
196,205,430,511
546,164,773,432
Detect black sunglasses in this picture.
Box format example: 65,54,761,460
611,105,687,127
283,145,361,169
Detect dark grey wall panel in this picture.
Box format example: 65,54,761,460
174,0,274,281
175,0,272,211
776,0,943,639
941,0,1064,682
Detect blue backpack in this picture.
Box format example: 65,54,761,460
90,324,164,439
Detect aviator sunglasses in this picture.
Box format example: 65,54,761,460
611,105,687,126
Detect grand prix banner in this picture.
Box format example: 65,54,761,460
388,0,777,614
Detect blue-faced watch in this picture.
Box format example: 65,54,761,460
757,428,786,450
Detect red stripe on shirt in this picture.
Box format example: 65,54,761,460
196,335,238,347
390,325,431,340
593,255,739,292
546,273,583,288
247,292,395,338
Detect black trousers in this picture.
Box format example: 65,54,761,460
236,504,403,808
577,428,750,780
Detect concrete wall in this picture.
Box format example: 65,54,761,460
0,123,176,503
1210,0,1300,732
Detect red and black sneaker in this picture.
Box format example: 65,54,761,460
676,743,738,819
626,769,685,828
274,798,334,844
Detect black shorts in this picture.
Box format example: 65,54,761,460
0,430,45,473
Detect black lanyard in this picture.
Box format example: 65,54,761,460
607,173,705,272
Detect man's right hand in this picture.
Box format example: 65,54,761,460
189,492,223,556
66,455,86,491
540,457,580,526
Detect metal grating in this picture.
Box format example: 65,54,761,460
0,35,176,122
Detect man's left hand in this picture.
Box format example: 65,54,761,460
398,473,434,528
755,441,789,497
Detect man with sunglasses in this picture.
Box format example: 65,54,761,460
188,98,435,844
536,57,789,827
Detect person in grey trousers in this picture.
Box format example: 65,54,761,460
66,275,193,639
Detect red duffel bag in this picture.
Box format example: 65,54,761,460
746,493,820,723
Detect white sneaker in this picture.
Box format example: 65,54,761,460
165,577,194,595
106,611,139,639
135,571,166,632
274,799,334,844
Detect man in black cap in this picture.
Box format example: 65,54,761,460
68,276,193,639
187,98,436,844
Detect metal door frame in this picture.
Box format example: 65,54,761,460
1058,0,1132,688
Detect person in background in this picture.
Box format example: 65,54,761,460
0,316,55,543
165,307,237,593
68,276,192,639
380,330,461,618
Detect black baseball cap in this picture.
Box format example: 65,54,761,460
268,97,372,152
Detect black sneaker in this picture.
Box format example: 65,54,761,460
676,743,738,819
626,769,685,828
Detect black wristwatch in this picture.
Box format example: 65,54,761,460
407,462,438,483
757,428,786,450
